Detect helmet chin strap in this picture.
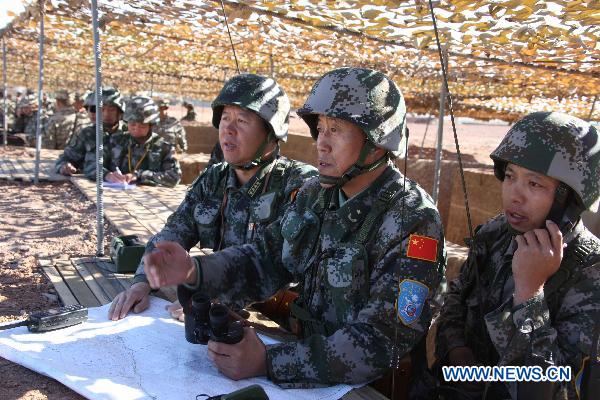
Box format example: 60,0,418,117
230,138,279,171
318,141,389,187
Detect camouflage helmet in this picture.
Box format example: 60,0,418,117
82,88,125,112
73,91,85,102
83,91,95,109
297,67,407,157
102,87,125,113
211,73,290,142
54,89,71,103
490,112,600,212
124,96,159,124
156,98,170,109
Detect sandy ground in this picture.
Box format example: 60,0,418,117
0,146,117,399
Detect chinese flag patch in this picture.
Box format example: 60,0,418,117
406,234,438,262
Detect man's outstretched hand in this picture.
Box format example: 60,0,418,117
144,241,196,289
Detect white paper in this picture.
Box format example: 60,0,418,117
103,181,136,190
0,297,357,400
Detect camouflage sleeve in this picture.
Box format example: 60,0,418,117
83,148,109,181
266,217,445,387
42,117,56,149
136,144,181,187
177,124,188,152
485,262,600,398
54,127,88,173
132,169,212,284
282,161,318,200
184,214,293,307
434,258,471,363
13,115,25,133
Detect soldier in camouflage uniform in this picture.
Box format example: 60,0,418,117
25,96,50,146
104,96,181,187
73,91,92,128
108,74,317,320
42,90,88,150
13,94,44,145
0,93,15,133
141,67,445,387
82,91,96,123
434,112,600,399
54,87,125,177
155,98,188,152
182,101,196,121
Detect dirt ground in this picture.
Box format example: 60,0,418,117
0,146,118,399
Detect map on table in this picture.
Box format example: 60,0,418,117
0,298,355,400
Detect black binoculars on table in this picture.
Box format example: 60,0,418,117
183,293,244,345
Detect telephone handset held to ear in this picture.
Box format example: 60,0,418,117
545,183,578,235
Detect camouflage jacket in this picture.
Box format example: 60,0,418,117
155,116,187,152
23,112,49,144
0,102,16,131
180,165,445,387
42,107,88,150
107,131,181,187
54,122,125,175
435,214,600,399
13,114,32,133
182,110,196,121
133,156,317,284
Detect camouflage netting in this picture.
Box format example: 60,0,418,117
0,0,598,122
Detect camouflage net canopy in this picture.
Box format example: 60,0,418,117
0,0,598,122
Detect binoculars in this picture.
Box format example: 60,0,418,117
184,293,244,345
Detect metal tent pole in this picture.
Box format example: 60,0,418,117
91,0,105,256
33,0,45,184
2,40,7,147
432,48,448,204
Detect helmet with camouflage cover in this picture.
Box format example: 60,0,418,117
156,98,170,109
54,89,72,104
297,67,407,157
73,91,85,103
297,67,407,186
102,87,125,113
211,73,290,142
83,91,95,109
124,96,159,124
490,112,600,212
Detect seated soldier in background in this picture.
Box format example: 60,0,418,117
155,98,187,152
104,96,181,187
54,87,125,176
434,112,600,399
108,73,317,320
181,101,196,121
72,92,92,128
142,67,445,387
42,89,88,150
13,94,44,144
24,95,50,146
82,91,96,123
0,93,16,133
